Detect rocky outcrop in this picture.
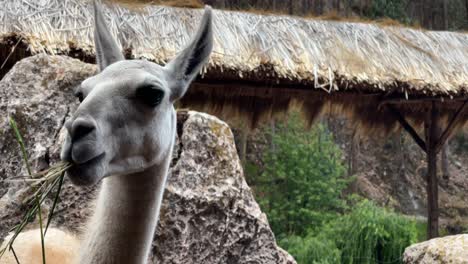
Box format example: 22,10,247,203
403,235,468,264
0,54,295,264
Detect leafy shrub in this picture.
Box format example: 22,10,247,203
326,200,419,264
279,234,341,264
278,200,419,264
257,112,348,236
248,113,418,264
414,221,428,242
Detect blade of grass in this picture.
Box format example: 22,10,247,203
1,118,72,262
44,171,65,235
9,118,32,176
6,117,46,264
10,246,20,264
0,164,69,260
36,195,46,264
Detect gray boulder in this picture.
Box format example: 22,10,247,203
0,54,295,264
403,235,468,264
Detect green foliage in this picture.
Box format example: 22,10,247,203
257,112,348,236
278,201,419,264
244,160,261,186
447,0,468,30
279,234,341,264
414,221,428,242
248,113,419,264
364,0,410,23
326,200,418,264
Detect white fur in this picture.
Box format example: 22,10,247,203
1,229,79,264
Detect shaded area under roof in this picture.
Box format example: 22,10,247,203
0,0,467,133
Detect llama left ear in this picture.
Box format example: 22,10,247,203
93,0,124,71
165,6,214,102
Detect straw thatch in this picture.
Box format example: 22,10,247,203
1,0,467,132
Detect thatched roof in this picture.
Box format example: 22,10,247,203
1,0,467,95
1,0,467,132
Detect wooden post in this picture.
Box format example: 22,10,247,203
441,142,450,181
425,102,439,239
239,127,248,165
387,100,468,239
397,132,407,188
387,105,426,152
442,0,449,30
347,128,358,177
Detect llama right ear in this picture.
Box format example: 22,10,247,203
165,6,214,102
93,0,124,71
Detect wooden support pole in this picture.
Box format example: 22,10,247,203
379,96,468,107
441,142,450,181
425,101,440,239
239,127,248,165
387,105,427,152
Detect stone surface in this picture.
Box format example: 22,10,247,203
0,54,295,263
0,54,97,239
403,235,468,264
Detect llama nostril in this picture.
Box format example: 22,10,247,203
71,119,95,142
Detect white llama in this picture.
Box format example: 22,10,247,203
1,1,213,263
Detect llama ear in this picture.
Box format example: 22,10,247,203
93,0,124,71
165,6,214,102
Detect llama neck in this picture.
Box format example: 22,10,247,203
78,161,170,264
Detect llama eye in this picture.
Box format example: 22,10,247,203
135,86,164,107
75,92,84,103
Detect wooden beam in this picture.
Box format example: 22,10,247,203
379,96,468,108
239,127,248,165
387,105,427,152
434,100,468,153
190,82,383,99
425,101,440,239
192,79,468,104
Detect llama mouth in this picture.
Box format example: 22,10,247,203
72,152,105,167
66,153,106,186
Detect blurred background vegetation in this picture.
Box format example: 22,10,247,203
243,112,423,263
140,0,468,31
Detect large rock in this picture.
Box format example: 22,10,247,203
403,235,468,264
0,55,97,238
0,54,295,264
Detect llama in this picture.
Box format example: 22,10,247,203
1,1,213,263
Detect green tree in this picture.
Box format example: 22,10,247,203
257,112,347,237
365,0,411,23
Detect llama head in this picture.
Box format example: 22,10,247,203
60,1,213,186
